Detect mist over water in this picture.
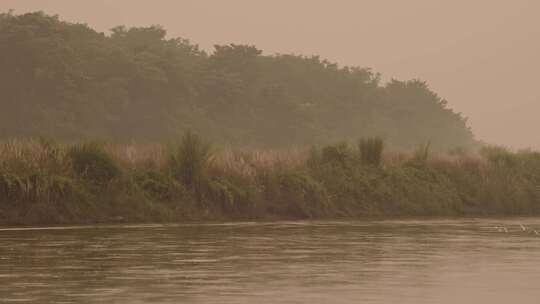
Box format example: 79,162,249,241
2,219,540,304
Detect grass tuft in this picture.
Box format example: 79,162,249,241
359,137,384,167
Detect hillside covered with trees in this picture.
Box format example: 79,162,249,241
0,12,475,149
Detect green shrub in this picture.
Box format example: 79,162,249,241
206,177,253,214
134,169,186,201
277,171,330,218
481,146,517,168
0,172,24,203
168,131,212,187
359,137,384,166
320,142,353,168
68,142,120,185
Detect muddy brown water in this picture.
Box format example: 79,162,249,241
1,219,540,303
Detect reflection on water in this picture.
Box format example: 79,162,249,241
1,219,540,303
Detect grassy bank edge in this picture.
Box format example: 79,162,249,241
2,134,540,226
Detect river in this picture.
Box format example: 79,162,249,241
1,219,540,303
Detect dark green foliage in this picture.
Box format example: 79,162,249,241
206,177,254,215
0,12,476,149
1,138,540,225
134,169,186,202
68,143,120,185
168,131,212,187
273,171,329,218
480,146,517,168
371,165,461,216
359,137,384,166
320,142,356,169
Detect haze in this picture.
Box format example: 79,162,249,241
3,0,539,148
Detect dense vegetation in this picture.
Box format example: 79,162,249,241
1,135,539,225
0,12,475,149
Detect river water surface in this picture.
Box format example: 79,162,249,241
1,219,540,303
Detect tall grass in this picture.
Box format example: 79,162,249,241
414,141,431,163
168,131,212,187
359,137,384,166
1,135,540,225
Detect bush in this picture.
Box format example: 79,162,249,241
481,146,517,168
359,137,384,166
68,142,120,185
168,131,212,187
277,171,330,218
206,177,254,214
320,142,353,168
134,169,186,201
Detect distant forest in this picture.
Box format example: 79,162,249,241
0,12,476,149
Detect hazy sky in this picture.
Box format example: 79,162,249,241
3,0,540,148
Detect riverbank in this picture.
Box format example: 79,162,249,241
1,135,540,225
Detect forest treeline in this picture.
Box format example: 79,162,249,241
0,12,475,149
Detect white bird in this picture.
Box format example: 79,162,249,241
495,226,508,233
520,224,527,231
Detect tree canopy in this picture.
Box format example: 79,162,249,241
0,12,476,149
